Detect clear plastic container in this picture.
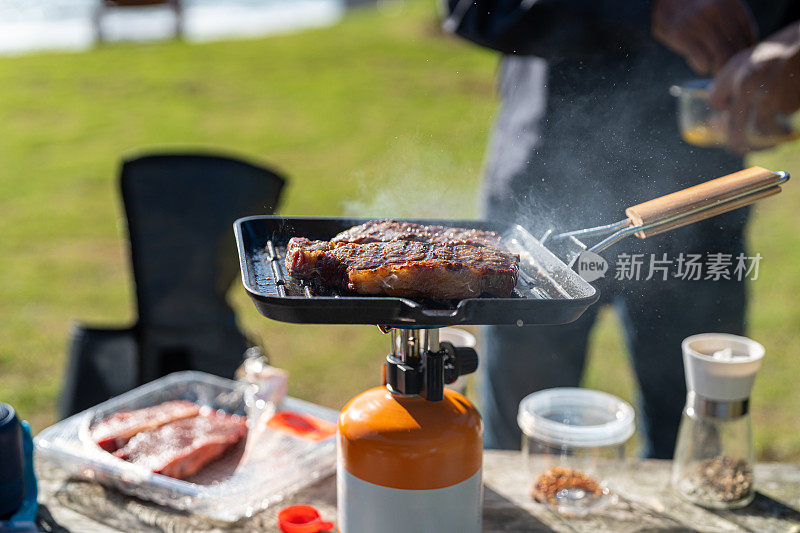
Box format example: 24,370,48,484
35,371,337,522
517,388,635,515
670,79,798,149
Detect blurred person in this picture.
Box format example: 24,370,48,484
709,21,800,153
443,1,800,457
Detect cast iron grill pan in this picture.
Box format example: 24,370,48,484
234,216,598,326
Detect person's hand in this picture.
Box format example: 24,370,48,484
708,23,800,153
652,0,757,75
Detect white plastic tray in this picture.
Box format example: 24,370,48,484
35,371,337,522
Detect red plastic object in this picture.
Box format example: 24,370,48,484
267,411,336,442
278,505,334,533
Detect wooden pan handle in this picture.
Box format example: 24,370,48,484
625,166,782,239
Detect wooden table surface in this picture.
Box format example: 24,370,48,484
36,451,800,532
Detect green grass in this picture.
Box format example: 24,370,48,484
0,1,798,460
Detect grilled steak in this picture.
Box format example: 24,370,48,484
113,411,247,480
286,236,519,299
331,220,501,248
91,400,200,452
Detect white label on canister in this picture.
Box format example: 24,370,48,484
337,464,482,533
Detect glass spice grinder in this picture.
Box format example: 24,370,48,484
672,334,765,509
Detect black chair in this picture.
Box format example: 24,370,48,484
58,152,285,418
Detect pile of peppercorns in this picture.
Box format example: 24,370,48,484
530,466,603,505
684,456,753,504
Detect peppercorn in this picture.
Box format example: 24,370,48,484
530,466,603,505
683,456,753,504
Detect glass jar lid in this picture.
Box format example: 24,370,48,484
517,388,635,448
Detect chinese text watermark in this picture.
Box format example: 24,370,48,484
613,253,762,281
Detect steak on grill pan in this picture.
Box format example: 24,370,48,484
331,219,502,248
286,224,519,299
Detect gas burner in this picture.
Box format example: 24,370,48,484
383,326,478,401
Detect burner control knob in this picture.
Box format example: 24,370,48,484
440,342,479,384
455,346,479,377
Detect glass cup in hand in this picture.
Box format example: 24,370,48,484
671,79,798,150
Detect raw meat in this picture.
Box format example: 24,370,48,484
113,411,248,480
91,400,200,452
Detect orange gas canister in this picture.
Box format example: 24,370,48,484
336,328,483,533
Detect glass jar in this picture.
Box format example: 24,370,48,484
517,388,635,516
671,392,754,509
670,79,798,149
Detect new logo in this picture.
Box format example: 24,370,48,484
576,251,608,282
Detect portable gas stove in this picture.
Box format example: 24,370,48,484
233,166,788,533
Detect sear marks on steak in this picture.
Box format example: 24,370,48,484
331,220,501,248
91,400,200,453
113,410,248,480
286,236,519,299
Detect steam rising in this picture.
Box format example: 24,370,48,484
342,141,481,220
340,138,567,245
